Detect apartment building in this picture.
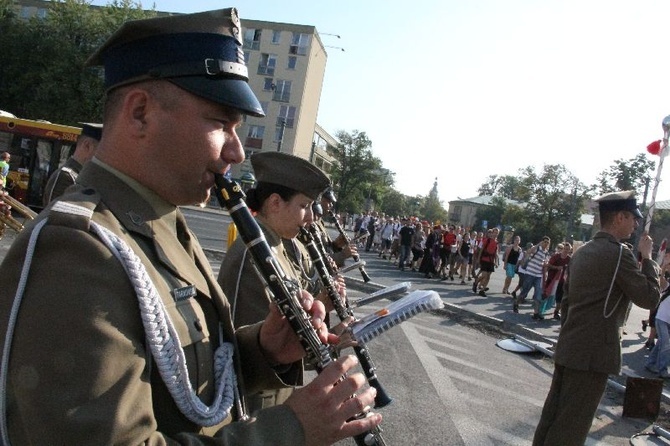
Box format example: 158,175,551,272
10,1,338,181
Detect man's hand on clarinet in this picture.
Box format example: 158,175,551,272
285,355,383,446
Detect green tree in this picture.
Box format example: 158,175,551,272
0,0,156,124
328,130,385,213
474,196,506,230
477,174,528,201
594,153,654,198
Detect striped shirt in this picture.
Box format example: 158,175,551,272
525,247,549,277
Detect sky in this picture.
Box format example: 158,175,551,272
92,0,670,205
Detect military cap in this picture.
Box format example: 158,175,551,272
595,190,643,219
79,123,103,141
251,152,330,201
86,8,264,117
322,186,337,203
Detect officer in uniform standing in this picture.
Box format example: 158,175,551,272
218,151,335,412
42,122,103,205
533,190,660,445
0,8,381,445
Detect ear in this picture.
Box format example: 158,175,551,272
120,87,153,137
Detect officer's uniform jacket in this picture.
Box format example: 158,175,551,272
314,218,347,267
41,156,82,206
0,161,305,445
554,231,660,374
218,220,310,411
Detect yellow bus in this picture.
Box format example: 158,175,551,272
0,112,81,209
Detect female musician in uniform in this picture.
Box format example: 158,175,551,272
217,151,334,412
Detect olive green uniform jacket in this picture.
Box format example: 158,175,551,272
0,161,304,445
554,231,661,373
41,156,82,206
218,221,313,412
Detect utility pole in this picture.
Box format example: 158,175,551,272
276,118,286,152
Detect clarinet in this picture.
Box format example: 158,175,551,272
298,226,393,408
329,210,371,282
213,174,386,446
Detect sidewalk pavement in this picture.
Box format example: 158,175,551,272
341,243,666,396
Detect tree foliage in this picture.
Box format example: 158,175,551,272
0,0,156,125
476,164,589,244
594,153,655,199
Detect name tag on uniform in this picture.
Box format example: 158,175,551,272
172,284,196,302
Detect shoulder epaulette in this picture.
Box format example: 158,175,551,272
46,188,102,231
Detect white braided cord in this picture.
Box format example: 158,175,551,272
89,221,236,426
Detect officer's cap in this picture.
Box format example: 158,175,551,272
79,123,103,141
86,8,264,117
595,190,643,219
251,152,330,201
322,186,337,203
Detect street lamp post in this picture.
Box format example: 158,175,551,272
276,118,286,152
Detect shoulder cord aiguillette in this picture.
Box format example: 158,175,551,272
0,209,237,446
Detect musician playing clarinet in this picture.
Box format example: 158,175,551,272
313,187,358,268
0,8,381,445
218,151,347,412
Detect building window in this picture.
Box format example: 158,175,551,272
263,78,274,91
243,28,261,50
289,32,310,56
287,56,297,70
257,53,277,76
259,102,269,115
278,105,296,128
243,51,251,65
247,125,265,139
272,80,292,102
271,30,281,44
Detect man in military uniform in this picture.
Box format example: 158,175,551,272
218,152,336,412
0,8,381,445
533,190,660,445
312,186,357,267
42,122,102,205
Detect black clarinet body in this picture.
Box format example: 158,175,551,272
329,211,371,282
298,226,393,409
213,174,386,446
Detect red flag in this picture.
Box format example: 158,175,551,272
648,140,662,155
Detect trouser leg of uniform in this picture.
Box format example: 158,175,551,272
533,364,608,446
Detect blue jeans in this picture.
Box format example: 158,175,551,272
399,245,412,268
518,274,543,314
647,318,670,375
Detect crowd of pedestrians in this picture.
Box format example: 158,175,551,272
341,211,576,322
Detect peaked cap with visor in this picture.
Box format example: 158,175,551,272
86,8,264,117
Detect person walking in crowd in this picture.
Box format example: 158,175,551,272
397,217,415,271
42,123,103,205
543,242,572,320
472,228,499,297
513,236,551,319
440,225,458,280
378,216,395,259
420,224,441,278
502,235,522,294
456,231,472,284
410,221,426,271
533,191,660,446
0,9,381,445
645,286,670,379
467,230,478,280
